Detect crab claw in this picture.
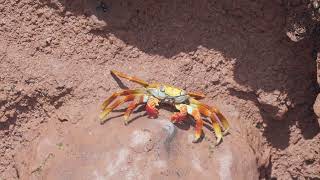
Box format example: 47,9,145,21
146,97,159,118
171,104,188,123
192,110,203,143
171,112,187,123
146,104,159,118
212,120,223,145
211,112,224,145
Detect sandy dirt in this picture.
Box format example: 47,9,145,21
0,0,320,179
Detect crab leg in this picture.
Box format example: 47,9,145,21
192,105,223,144
189,98,230,144
188,91,206,100
123,95,147,125
190,108,203,143
190,98,230,133
100,94,136,122
211,107,230,134
101,89,144,110
111,70,149,87
174,104,204,143
145,96,159,118
171,104,188,123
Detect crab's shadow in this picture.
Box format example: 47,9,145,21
102,103,218,143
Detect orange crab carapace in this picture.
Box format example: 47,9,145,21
99,70,230,144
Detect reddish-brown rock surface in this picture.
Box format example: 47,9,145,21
0,0,319,179
15,104,258,180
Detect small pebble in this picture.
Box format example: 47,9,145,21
45,37,52,46
86,35,93,42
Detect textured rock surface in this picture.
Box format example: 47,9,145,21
15,105,258,180
0,0,319,179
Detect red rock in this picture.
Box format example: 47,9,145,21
15,104,259,180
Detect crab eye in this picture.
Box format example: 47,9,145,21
160,86,165,92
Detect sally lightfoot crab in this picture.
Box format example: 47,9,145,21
99,70,230,144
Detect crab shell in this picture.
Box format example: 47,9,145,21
147,84,189,104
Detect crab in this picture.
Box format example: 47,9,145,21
99,70,230,144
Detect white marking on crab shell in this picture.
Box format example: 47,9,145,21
174,95,188,104
143,95,149,103
153,90,166,99
187,105,193,114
